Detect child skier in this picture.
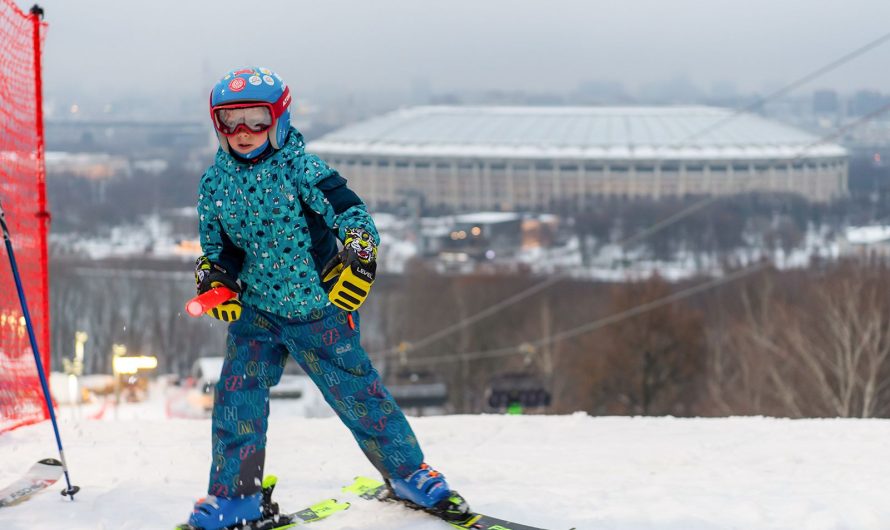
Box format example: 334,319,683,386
183,67,469,529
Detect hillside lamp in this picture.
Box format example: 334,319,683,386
112,355,158,375
111,343,126,410
74,331,87,372
397,341,411,366
66,331,87,409
112,353,158,405
518,342,536,367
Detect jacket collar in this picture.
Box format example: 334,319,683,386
215,127,306,173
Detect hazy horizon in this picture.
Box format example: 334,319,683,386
29,0,890,107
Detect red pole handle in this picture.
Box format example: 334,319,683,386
185,287,237,317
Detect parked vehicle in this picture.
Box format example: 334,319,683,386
186,356,316,414
186,356,224,413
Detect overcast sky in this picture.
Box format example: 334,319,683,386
30,0,890,103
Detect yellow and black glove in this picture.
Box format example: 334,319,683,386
194,256,242,322
322,228,377,312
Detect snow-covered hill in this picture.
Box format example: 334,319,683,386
0,412,887,529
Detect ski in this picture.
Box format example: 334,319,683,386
175,497,349,530
0,458,64,508
175,476,350,530
343,476,574,530
277,498,351,528
175,497,350,530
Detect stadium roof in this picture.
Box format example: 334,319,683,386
309,106,847,161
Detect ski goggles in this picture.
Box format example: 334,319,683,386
211,103,274,136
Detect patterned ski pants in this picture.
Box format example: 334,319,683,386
207,304,424,497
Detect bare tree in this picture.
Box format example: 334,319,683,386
711,262,890,418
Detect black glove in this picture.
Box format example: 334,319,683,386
194,256,242,321
322,229,377,312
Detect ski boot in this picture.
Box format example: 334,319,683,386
185,493,262,530
387,463,472,523
180,476,288,530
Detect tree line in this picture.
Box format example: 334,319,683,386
49,254,890,418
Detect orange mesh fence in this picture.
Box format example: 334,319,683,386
0,0,50,433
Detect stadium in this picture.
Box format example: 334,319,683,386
309,106,849,211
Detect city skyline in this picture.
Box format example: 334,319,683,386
31,0,890,107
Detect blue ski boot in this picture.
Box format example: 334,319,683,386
388,463,471,522
186,492,263,530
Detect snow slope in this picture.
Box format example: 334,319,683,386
0,411,887,529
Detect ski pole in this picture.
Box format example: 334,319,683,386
0,199,79,500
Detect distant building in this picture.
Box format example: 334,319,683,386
309,106,849,210
46,119,211,155
426,212,523,265
841,225,890,259
45,152,131,179
848,90,889,117
418,212,561,272
813,90,840,116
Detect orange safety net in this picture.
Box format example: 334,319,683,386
0,0,50,433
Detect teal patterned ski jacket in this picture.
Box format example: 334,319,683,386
197,127,379,319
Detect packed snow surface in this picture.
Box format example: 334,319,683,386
0,409,887,529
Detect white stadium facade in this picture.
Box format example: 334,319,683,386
308,106,848,211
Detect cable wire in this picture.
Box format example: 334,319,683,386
674,29,890,146
372,32,890,362
399,260,771,366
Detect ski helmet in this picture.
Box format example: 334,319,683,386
209,67,292,153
